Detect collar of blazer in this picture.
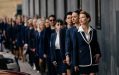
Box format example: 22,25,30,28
78,25,92,33
78,26,93,44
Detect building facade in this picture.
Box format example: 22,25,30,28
22,0,119,75
0,0,22,17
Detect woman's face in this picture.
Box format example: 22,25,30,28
33,19,37,28
66,15,72,25
55,22,62,31
49,17,56,26
45,19,50,28
28,19,33,27
72,12,79,24
39,21,45,31
79,14,89,26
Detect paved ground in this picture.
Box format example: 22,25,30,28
19,60,40,75
0,46,42,75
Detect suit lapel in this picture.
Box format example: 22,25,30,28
80,30,93,44
88,30,93,43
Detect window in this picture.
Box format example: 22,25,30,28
16,4,22,15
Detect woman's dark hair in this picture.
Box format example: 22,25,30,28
64,12,72,20
64,12,72,25
48,15,56,20
73,9,82,15
80,10,91,22
73,10,79,15
56,19,64,25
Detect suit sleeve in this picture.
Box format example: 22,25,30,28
65,29,71,56
50,33,56,62
73,30,79,66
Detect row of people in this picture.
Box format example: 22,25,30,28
0,10,101,75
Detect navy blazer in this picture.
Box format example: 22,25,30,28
16,24,25,47
27,28,36,49
22,26,28,44
35,30,45,59
65,26,78,64
43,27,55,61
50,28,66,62
73,28,101,67
24,26,29,44
65,26,77,55
7,25,17,43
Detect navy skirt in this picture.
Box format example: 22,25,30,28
55,50,66,74
79,65,99,74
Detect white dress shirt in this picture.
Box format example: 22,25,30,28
78,26,92,41
55,31,60,49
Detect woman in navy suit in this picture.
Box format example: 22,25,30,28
73,11,101,75
50,19,66,75
65,10,81,75
35,19,46,74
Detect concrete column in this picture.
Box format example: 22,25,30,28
67,0,71,12
67,0,78,12
71,0,78,11
22,0,29,17
30,0,34,17
56,0,64,19
110,1,119,75
116,0,119,10
48,0,54,16
81,0,95,27
82,0,90,12
89,0,95,27
41,0,46,18
116,1,119,71
35,0,39,16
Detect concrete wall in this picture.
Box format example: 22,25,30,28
34,0,39,16
0,0,22,17
47,0,55,17
41,0,46,18
22,0,29,17
29,0,34,17
56,0,64,19
22,0,79,19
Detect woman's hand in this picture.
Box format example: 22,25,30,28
74,66,79,72
66,55,70,65
52,61,57,66
94,54,101,63
43,54,47,58
39,58,43,64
